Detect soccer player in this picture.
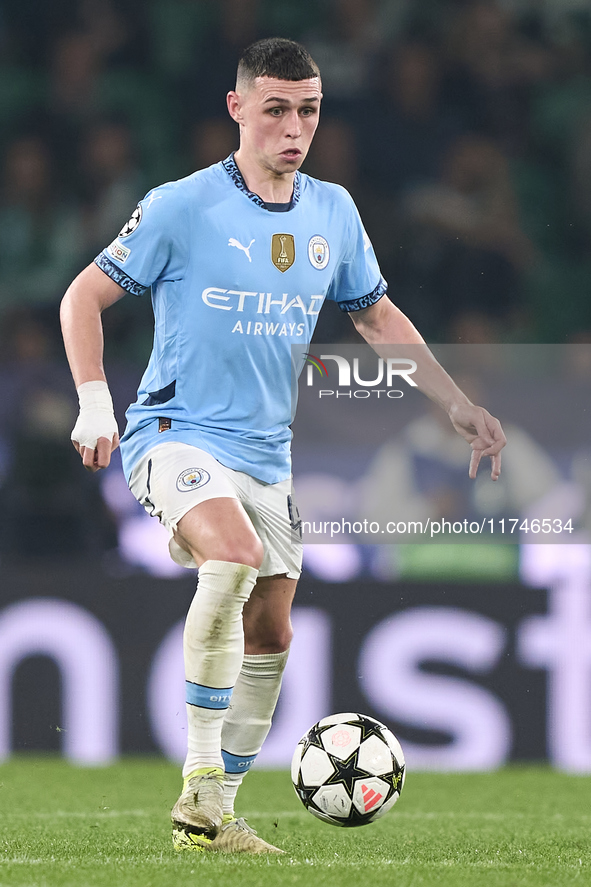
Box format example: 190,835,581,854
60,38,505,854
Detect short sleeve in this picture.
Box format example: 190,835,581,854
94,182,190,296
327,192,387,313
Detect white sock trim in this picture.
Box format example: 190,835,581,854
240,650,289,678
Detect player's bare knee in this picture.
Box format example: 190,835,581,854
272,626,293,652
234,548,264,571
246,624,293,654
215,539,264,570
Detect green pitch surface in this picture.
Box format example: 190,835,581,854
0,757,590,887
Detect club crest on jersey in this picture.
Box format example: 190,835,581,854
119,205,142,238
176,468,211,492
272,233,295,272
308,235,330,269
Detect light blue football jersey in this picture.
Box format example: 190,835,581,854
95,155,386,483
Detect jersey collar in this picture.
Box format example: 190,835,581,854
222,153,301,210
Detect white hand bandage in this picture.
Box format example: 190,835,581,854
71,381,118,450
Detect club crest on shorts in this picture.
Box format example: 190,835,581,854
272,233,295,272
119,204,142,238
308,235,330,269
176,468,211,492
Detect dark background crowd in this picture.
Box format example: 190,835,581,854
1,0,591,563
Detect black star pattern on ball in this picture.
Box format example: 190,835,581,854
295,715,405,827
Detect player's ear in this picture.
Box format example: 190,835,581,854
227,91,242,123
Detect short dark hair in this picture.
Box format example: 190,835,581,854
236,38,320,89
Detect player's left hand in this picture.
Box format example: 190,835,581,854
448,403,506,480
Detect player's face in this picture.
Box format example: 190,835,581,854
228,77,322,176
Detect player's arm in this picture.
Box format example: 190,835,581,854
349,295,506,480
60,262,126,472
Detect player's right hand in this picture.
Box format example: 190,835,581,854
71,381,120,472
71,422,119,472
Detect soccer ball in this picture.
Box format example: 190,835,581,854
291,712,405,827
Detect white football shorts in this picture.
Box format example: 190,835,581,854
128,441,302,579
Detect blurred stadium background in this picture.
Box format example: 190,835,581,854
2,0,591,775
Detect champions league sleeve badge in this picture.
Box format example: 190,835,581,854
308,235,330,269
119,204,142,238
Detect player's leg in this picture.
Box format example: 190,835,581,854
128,444,264,849
207,476,302,852
170,498,266,849
221,573,296,809
174,498,264,757
209,573,296,853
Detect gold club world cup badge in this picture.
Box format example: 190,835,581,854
272,233,295,272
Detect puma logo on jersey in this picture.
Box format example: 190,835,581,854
228,237,255,262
